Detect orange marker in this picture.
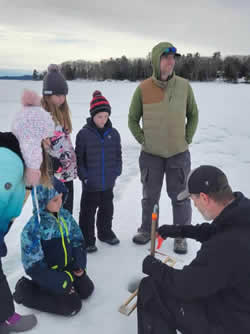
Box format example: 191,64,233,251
152,212,158,221
156,235,164,249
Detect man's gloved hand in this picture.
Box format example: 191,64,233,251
157,224,182,240
142,255,163,277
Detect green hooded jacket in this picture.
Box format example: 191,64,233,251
128,42,198,158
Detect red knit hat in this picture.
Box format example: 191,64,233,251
90,90,111,117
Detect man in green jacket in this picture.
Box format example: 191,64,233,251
128,42,198,253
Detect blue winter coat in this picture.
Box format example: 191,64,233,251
75,118,122,192
21,183,87,295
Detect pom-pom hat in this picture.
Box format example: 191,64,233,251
89,90,111,118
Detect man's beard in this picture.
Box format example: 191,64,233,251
200,208,213,221
161,69,173,80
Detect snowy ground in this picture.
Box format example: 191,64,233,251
1,79,250,333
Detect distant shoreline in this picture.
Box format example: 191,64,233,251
0,75,33,80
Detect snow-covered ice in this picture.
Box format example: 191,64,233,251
1,79,250,333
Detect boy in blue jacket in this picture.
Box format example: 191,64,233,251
13,178,94,316
75,91,122,253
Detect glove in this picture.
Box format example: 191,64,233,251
142,255,163,277
157,224,183,240
74,271,94,299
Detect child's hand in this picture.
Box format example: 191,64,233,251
25,168,41,186
73,269,84,277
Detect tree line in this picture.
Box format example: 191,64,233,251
33,52,250,83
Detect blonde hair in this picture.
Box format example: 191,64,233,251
40,146,52,187
41,96,72,133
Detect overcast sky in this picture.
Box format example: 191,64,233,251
1,0,250,71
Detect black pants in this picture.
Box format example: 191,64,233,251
137,277,226,334
13,273,94,317
63,180,74,214
79,189,114,246
0,259,14,322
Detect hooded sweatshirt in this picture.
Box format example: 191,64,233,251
128,42,198,158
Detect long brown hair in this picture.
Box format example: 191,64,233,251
41,96,72,133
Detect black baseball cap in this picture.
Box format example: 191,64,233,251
161,46,181,57
177,165,230,201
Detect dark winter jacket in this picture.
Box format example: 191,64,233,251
75,118,122,192
21,183,87,295
149,192,250,333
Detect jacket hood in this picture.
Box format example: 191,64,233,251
151,42,177,80
11,102,55,170
32,177,68,215
0,132,24,163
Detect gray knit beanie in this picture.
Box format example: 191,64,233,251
43,64,68,96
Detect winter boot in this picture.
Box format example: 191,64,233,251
13,277,31,304
74,272,94,299
86,245,98,253
174,238,188,254
98,231,120,245
0,322,9,334
0,313,37,333
132,231,151,245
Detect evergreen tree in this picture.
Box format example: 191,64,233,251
36,51,250,83
223,57,241,83
32,69,38,80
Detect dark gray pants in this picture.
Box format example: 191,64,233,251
0,259,15,323
139,150,191,233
